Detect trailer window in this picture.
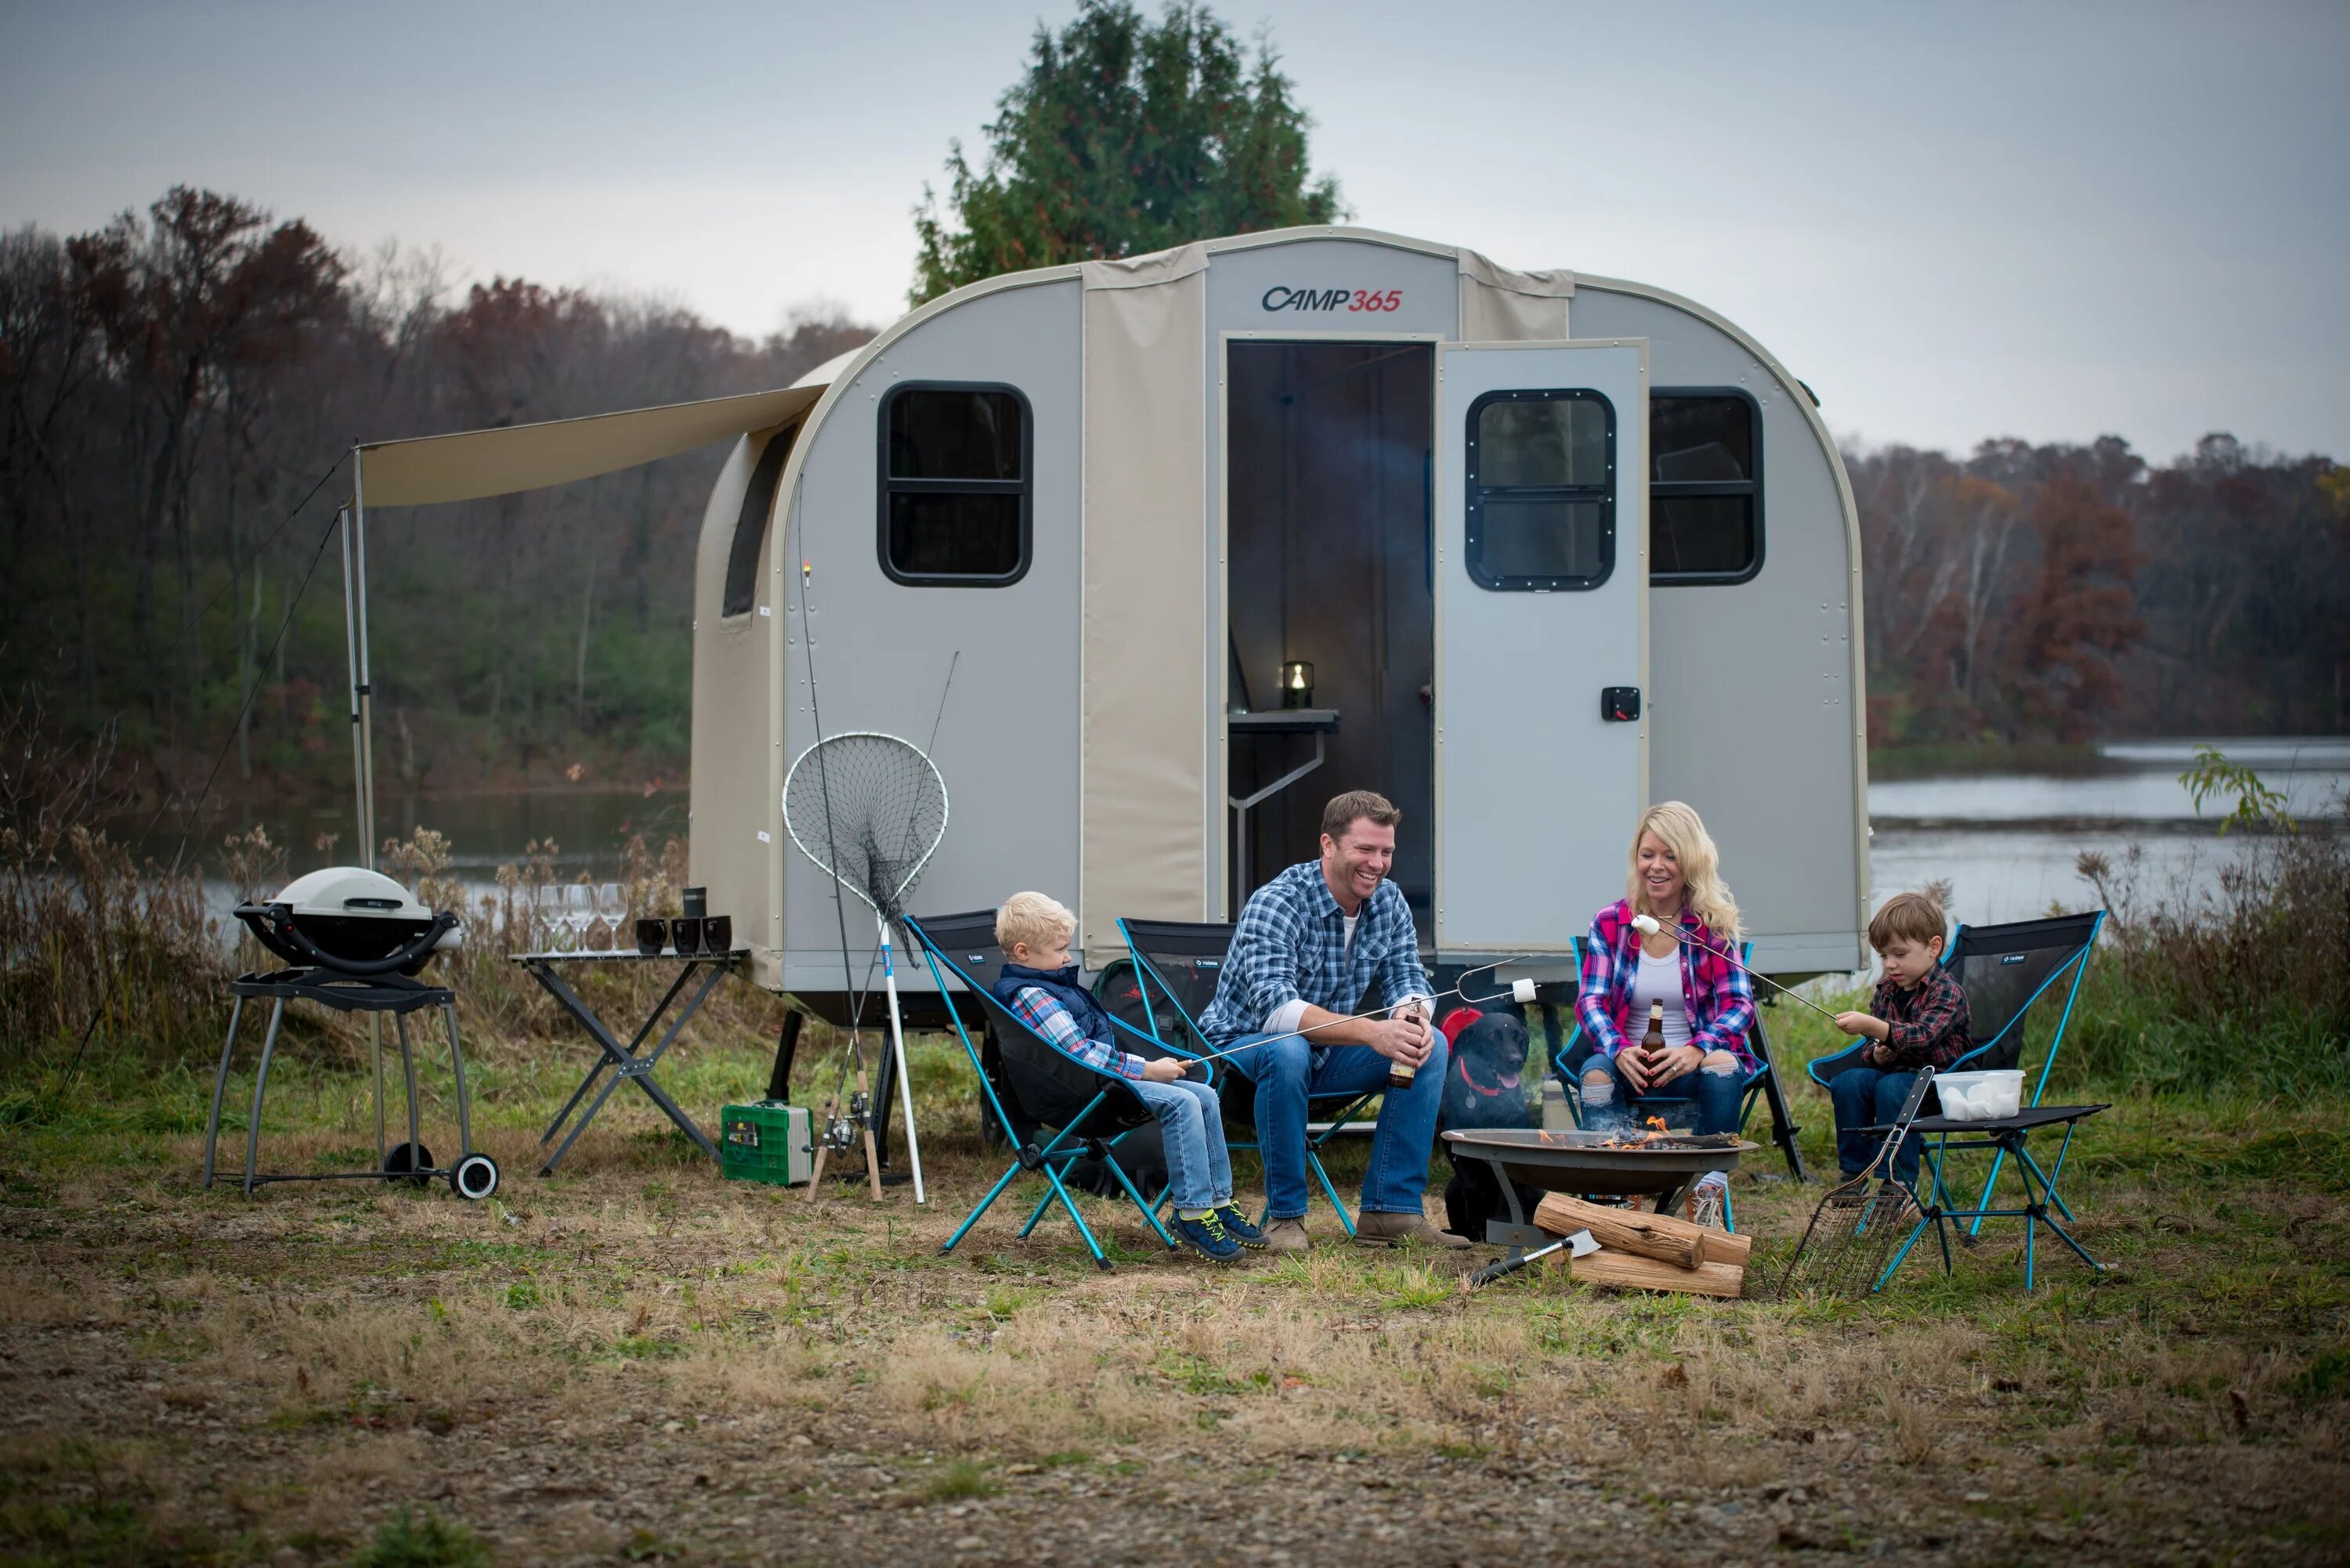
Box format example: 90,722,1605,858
879,384,1031,586
722,421,800,617
1464,389,1614,591
1651,391,1762,583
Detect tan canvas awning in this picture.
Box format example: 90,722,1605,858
356,384,827,508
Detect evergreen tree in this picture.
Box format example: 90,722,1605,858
910,0,1345,305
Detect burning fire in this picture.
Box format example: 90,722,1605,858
1596,1115,1677,1149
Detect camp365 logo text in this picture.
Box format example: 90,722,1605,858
1260,286,1405,313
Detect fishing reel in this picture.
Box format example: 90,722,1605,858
821,1091,872,1153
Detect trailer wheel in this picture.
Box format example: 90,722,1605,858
383,1141,434,1187
450,1153,500,1201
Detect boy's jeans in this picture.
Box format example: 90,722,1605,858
1218,1034,1449,1221
1829,1066,1927,1187
1131,1076,1231,1212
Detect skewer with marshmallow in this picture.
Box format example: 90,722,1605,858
1630,912,1845,1023
1174,961,1543,1068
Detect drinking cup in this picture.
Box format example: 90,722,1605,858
671,916,705,956
634,918,666,956
703,915,732,953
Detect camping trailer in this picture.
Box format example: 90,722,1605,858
358,226,1869,1013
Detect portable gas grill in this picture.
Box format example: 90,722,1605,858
202,866,498,1200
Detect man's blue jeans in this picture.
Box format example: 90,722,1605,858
1130,1076,1231,1212
1220,1032,1449,1221
1829,1066,1926,1186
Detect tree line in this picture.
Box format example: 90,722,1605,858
0,190,873,810
3,185,2342,826
1851,435,2347,746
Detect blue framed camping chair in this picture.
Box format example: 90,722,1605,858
1808,911,2108,1290
903,911,1200,1270
1113,917,1381,1238
1547,939,1808,1187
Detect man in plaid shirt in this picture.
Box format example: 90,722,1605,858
1198,790,1468,1252
1829,890,1972,1197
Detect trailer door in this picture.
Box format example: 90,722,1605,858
1434,339,1648,953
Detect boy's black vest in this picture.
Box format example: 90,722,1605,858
992,962,1113,1046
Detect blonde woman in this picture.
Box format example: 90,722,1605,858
1571,803,1758,1218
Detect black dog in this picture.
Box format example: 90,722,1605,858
1435,1009,1549,1241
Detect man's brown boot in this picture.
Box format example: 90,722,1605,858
1263,1217,1311,1253
1350,1210,1473,1249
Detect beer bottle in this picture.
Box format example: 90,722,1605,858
1387,1002,1426,1090
1641,1001,1667,1072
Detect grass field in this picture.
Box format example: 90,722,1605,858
3,992,2346,1568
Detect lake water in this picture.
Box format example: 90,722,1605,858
149,736,2344,936
1869,738,2345,928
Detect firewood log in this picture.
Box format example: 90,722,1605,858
1567,1248,1746,1298
1533,1192,1755,1267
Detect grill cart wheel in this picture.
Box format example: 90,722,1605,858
383,1141,435,1187
450,1153,500,1201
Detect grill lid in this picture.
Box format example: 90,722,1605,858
238,865,462,976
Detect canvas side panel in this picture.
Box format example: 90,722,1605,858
1079,248,1210,964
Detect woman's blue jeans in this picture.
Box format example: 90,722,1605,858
1580,1052,1743,1136
1828,1066,1925,1186
1219,1034,1450,1221
1130,1076,1231,1212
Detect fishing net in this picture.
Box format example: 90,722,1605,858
781,732,949,922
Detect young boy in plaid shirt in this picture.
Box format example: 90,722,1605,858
989,891,1263,1264
1829,891,1971,1204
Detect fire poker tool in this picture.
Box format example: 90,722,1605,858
1177,959,1547,1069
1754,1066,1936,1301
1630,912,1845,1024
1472,1227,1600,1288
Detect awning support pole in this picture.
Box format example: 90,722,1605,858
352,450,378,869
344,458,385,1164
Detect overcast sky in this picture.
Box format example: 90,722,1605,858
3,0,2342,460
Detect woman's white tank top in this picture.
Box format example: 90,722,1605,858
1629,948,1693,1050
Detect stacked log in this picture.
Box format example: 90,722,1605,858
1533,1194,1751,1298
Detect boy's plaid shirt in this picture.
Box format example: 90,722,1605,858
1006,988,1149,1080
1866,965,1972,1070
1574,899,1759,1071
1196,861,1431,1047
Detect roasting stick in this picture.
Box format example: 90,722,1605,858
1176,962,1546,1070
1630,912,1845,1024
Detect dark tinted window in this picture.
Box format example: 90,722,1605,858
722,422,799,617
1650,392,1762,583
1465,388,1614,591
878,383,1031,586
888,389,1022,480
886,492,1024,578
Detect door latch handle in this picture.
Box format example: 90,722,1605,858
1601,687,1641,722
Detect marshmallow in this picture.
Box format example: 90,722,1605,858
1632,913,1662,936
1510,977,1538,1004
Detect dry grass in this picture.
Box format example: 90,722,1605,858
3,1048,2346,1565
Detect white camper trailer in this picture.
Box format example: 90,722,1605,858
361,226,1869,1014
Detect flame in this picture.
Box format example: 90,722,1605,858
1644,1115,1668,1133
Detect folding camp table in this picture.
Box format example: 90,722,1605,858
1868,1102,2110,1292
515,948,739,1174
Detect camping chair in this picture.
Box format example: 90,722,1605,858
1112,917,1382,1238
1547,939,1808,1183
1808,911,2109,1290
902,911,1197,1270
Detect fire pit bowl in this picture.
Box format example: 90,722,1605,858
1442,1129,1759,1242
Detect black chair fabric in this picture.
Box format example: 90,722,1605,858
909,910,1160,1133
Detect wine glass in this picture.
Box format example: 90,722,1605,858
532,881,563,953
595,882,626,951
562,882,595,952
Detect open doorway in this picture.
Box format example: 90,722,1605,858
1226,340,1435,932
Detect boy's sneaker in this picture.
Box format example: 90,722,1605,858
1171,1211,1246,1263
1215,1205,1269,1249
